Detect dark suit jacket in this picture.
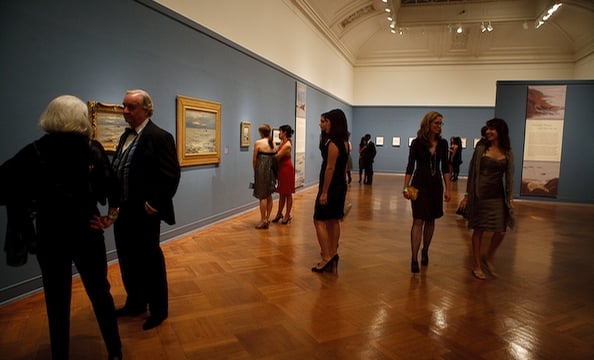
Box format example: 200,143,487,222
114,120,180,225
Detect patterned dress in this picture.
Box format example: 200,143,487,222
252,152,277,200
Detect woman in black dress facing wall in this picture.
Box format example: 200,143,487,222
312,109,349,272
402,111,451,274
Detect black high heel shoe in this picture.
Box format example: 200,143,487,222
271,214,283,223
311,254,339,273
411,260,420,273
281,216,292,224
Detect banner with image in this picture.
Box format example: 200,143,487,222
294,82,306,188
521,85,567,197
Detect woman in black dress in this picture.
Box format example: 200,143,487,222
312,109,349,272
459,118,514,280
403,111,451,273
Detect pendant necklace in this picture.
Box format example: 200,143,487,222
430,151,437,177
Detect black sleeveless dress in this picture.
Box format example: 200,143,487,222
313,139,348,220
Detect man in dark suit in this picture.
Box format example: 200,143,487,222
363,134,377,184
112,89,180,330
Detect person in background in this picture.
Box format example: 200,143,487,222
345,132,353,184
112,89,181,331
477,125,488,147
252,123,277,229
363,134,377,184
0,95,122,359
403,111,451,274
312,109,349,273
458,118,514,280
272,124,295,225
449,136,463,182
358,136,368,183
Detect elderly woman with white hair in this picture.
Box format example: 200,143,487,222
0,95,123,360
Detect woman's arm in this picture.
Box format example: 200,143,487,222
275,141,291,161
506,151,515,211
319,141,338,204
252,141,260,170
403,140,417,199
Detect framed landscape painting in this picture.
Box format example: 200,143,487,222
240,121,251,148
88,101,126,152
176,95,221,167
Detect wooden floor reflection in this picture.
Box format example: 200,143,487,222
1,174,593,359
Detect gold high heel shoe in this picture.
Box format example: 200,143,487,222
255,221,269,229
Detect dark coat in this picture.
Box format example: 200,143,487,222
113,120,180,225
1,133,119,265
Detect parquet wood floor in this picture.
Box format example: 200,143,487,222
1,174,593,359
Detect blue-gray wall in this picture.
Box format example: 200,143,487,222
1,0,592,304
495,80,594,204
351,106,495,176
0,0,350,303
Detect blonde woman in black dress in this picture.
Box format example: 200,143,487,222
459,118,514,280
403,111,451,273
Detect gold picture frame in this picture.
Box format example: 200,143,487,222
240,121,251,147
88,101,126,152
176,95,221,167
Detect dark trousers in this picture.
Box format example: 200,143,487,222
36,230,121,359
114,202,168,317
364,162,374,184
452,164,460,181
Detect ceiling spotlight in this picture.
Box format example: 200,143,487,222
535,2,563,29
389,21,396,29
387,15,393,22
385,8,391,13
390,28,396,34
481,22,486,33
381,0,388,3
456,24,463,34
487,21,493,32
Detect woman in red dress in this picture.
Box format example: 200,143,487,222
272,125,295,224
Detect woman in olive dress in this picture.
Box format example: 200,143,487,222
252,124,277,229
459,118,514,280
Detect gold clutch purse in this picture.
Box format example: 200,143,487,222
406,186,419,200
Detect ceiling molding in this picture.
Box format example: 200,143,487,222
294,0,594,67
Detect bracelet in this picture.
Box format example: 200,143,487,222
403,187,409,193
108,213,118,221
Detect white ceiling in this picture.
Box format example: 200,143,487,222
292,0,594,66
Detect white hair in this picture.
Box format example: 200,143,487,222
126,89,154,117
39,95,92,137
